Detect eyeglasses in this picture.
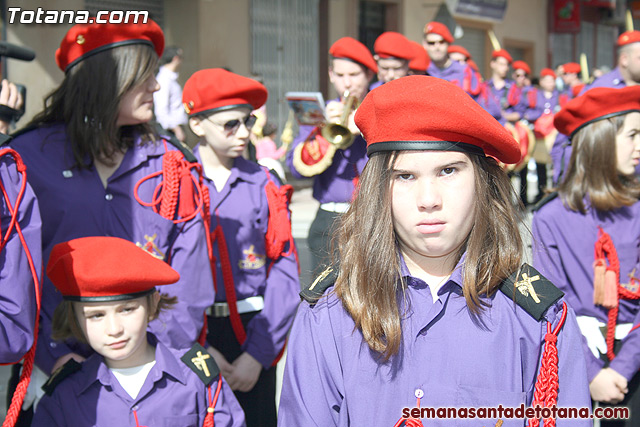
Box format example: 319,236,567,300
206,114,257,135
514,73,527,78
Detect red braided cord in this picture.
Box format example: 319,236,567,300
507,85,520,107
528,302,567,427
594,228,640,361
211,224,247,344
134,151,205,224
202,373,224,427
463,66,481,96
0,149,42,427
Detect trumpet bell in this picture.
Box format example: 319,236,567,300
321,123,354,149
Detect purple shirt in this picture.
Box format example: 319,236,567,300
0,156,41,363
10,124,215,373
427,61,481,98
523,89,562,123
33,335,245,427
286,124,368,204
478,80,520,125
279,255,591,426
195,152,300,368
532,197,640,381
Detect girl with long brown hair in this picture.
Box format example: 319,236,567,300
533,86,640,425
279,76,590,426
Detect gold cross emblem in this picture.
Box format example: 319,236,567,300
191,351,211,377
515,273,541,304
136,233,165,260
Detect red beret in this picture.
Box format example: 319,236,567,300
467,59,479,73
618,31,640,46
374,32,413,60
563,62,581,74
182,68,267,116
408,40,430,71
447,45,471,59
491,49,513,64
540,68,556,79
47,236,180,302
356,76,520,164
55,19,164,72
554,86,640,138
330,37,377,73
424,22,454,44
512,60,531,75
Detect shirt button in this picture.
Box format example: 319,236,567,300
105,193,114,201
50,342,57,348
132,405,139,411
415,388,424,398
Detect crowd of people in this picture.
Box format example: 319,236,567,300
1,16,640,427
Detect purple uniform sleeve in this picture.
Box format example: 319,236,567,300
609,306,640,381
0,158,41,364
242,240,300,368
285,125,314,180
278,300,346,426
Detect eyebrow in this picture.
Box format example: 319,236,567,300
392,160,469,174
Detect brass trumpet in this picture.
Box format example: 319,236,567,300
321,90,358,150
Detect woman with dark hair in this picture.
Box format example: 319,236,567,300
8,19,215,410
279,76,590,426
532,86,640,423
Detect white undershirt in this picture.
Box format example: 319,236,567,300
110,360,156,399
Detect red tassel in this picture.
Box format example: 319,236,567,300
203,409,214,427
603,269,618,309
178,167,196,219
593,259,606,306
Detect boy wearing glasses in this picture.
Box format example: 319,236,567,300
183,68,300,427
423,21,480,98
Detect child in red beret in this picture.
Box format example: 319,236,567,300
33,236,244,427
183,68,300,427
533,86,640,423
279,76,591,426
8,18,216,417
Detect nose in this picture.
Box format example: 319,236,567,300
149,75,160,93
415,178,442,211
236,120,251,139
105,313,124,337
343,76,352,89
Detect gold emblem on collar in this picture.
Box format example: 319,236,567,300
191,351,211,377
136,233,165,260
515,272,541,304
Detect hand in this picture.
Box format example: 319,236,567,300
51,352,85,374
0,79,23,134
590,367,628,404
206,345,234,378
226,351,262,392
325,100,344,124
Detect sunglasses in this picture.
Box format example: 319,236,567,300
426,40,447,46
206,114,257,135
514,73,527,78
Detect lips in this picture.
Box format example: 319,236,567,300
417,220,446,234
108,339,128,349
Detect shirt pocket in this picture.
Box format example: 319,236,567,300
455,384,527,406
163,414,199,427
130,206,176,262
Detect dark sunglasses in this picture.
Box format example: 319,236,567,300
207,114,257,134
426,40,447,46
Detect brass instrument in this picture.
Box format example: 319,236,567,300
321,90,358,150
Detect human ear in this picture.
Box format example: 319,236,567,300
188,117,205,137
